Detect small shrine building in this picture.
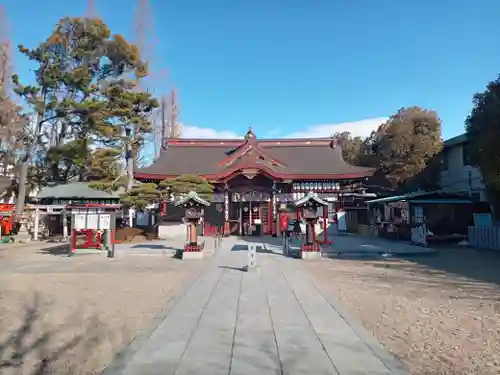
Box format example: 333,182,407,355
134,129,375,236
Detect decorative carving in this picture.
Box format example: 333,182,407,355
244,127,256,141
241,168,259,179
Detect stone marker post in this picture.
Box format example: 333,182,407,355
247,244,258,271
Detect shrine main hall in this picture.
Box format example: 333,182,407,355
135,129,375,236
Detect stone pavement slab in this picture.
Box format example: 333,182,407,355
104,237,409,375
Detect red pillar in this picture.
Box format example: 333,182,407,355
71,229,77,253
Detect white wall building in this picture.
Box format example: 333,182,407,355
440,133,487,201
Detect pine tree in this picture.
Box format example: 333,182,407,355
160,174,213,201
120,182,162,209
87,148,125,191
12,17,159,188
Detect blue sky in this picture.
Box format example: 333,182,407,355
2,0,500,140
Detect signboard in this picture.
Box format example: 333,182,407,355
287,219,296,232
74,214,86,230
72,213,113,230
99,214,111,230
86,214,99,230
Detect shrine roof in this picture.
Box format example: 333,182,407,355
37,182,119,200
135,134,375,181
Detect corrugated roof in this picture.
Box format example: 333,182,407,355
37,182,119,199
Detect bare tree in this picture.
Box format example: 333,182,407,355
0,9,26,207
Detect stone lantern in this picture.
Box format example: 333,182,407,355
174,191,210,259
294,192,328,259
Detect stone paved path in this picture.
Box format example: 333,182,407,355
104,238,409,375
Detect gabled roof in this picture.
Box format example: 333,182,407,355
174,191,210,207
136,129,375,181
294,192,328,207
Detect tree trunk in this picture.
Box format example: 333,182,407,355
15,157,29,216
126,155,134,192
126,137,134,192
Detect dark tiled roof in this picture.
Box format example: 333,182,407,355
136,138,374,179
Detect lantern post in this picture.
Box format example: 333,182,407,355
174,191,210,259
294,192,328,259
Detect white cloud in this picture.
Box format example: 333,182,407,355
180,124,241,139
286,117,388,139
178,117,388,140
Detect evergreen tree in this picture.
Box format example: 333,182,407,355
160,174,213,201
12,17,158,188
120,182,162,209
465,75,500,216
87,148,125,191
364,107,443,189
333,131,364,166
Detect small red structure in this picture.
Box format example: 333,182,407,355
66,203,120,255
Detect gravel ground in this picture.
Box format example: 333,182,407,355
0,248,206,375
304,247,500,375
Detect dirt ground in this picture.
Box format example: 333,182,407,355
0,246,206,375
304,246,500,375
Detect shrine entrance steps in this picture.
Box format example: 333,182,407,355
104,238,408,375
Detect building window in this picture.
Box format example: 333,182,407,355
462,142,472,166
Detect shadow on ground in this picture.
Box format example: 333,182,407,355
218,265,246,272
36,244,70,256
0,292,112,375
395,246,500,287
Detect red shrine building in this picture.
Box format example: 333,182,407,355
134,129,375,236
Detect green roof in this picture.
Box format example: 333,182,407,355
37,182,119,200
